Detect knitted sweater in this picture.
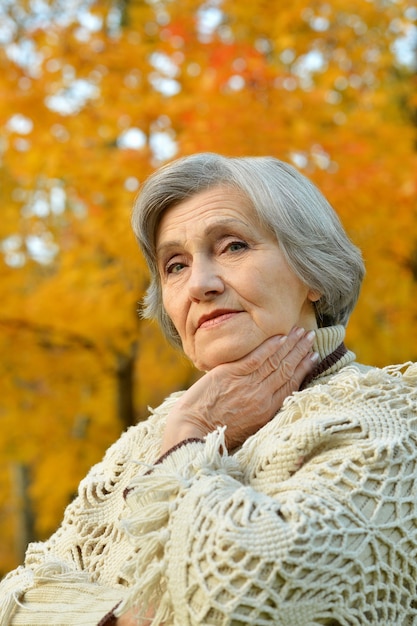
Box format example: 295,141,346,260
1,326,417,626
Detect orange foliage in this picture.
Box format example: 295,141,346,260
0,0,415,573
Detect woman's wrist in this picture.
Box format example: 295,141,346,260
160,411,207,455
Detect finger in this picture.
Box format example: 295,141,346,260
294,348,320,382
230,333,288,375
257,328,316,382
270,350,319,409
275,326,315,361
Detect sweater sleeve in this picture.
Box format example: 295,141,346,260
116,364,417,626
1,564,125,625
0,413,165,626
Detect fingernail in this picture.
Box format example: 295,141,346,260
306,330,316,342
278,335,287,344
310,351,320,362
294,326,304,338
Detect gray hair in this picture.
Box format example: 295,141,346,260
132,153,365,349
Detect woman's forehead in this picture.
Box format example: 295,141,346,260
155,186,260,244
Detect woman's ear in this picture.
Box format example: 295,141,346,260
308,289,321,303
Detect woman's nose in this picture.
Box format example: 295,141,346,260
188,259,225,302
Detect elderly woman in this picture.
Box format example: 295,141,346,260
1,153,417,626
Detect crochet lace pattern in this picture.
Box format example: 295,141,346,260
1,348,417,625
117,363,417,625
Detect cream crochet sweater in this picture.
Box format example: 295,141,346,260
1,326,417,626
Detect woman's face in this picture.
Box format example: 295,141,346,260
156,186,319,371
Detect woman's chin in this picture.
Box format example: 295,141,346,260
192,340,261,372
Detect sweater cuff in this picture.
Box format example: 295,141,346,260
123,438,206,500
154,437,205,466
140,428,240,481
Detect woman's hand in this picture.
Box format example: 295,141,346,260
160,326,318,454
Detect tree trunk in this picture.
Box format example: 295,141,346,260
12,463,35,562
116,342,138,429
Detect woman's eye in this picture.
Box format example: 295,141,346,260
166,261,185,274
226,241,247,253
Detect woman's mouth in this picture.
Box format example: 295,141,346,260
197,310,241,330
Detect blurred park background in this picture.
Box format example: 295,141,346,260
0,0,416,575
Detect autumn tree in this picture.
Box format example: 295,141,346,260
0,0,415,573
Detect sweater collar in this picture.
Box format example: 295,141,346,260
300,325,356,389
